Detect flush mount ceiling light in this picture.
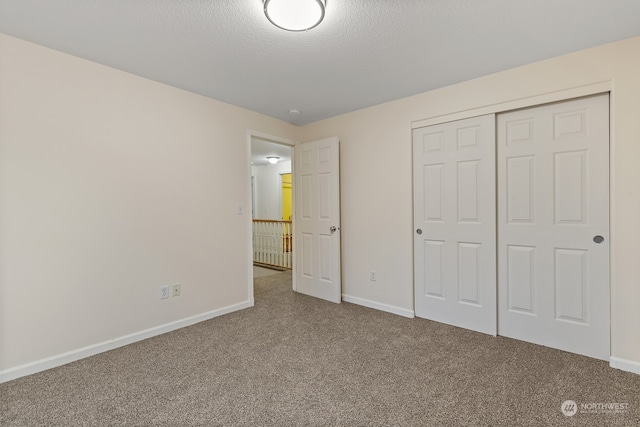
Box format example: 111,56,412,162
264,0,326,32
267,156,280,164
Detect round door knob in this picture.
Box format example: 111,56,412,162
593,235,604,244
416,229,422,235
330,226,337,233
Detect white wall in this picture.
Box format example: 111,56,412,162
301,36,640,372
253,161,291,220
0,34,300,379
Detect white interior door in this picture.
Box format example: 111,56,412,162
413,114,496,335
497,94,610,360
294,137,341,303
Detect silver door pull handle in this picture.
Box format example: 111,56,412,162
330,226,337,233
593,235,604,244
416,229,422,235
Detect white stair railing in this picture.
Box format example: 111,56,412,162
252,220,293,270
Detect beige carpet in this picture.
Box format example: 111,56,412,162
1,271,639,426
252,265,285,278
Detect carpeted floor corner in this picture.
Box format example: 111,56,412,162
1,271,639,426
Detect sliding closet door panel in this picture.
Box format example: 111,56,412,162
497,94,610,360
413,115,496,335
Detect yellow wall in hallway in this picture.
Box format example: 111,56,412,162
281,173,292,220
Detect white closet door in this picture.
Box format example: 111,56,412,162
497,94,610,360
413,114,496,335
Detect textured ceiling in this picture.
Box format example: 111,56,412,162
1,1,640,125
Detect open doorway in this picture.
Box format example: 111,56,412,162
247,132,296,300
247,133,342,305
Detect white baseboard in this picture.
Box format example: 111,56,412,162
610,356,640,375
342,294,414,318
0,300,253,384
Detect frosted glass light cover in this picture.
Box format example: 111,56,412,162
264,0,325,32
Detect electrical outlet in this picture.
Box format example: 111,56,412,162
370,271,377,282
160,285,169,299
171,283,181,297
